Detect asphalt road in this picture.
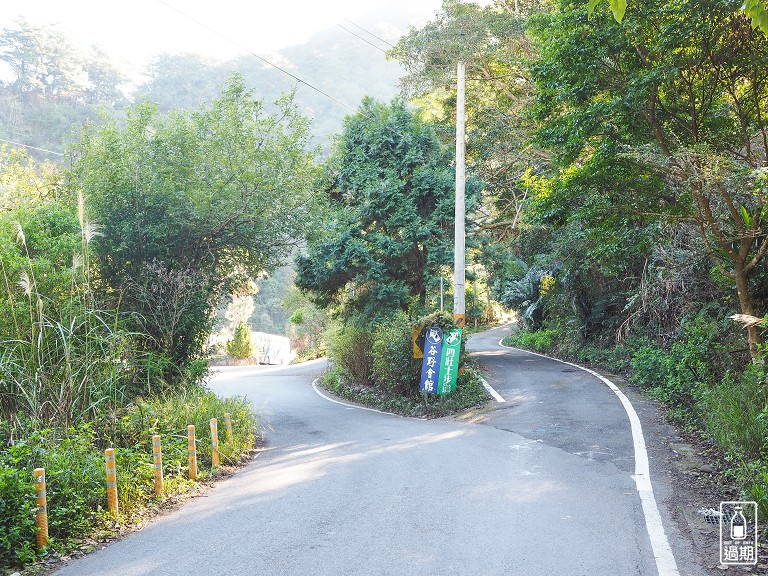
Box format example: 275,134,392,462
51,324,710,576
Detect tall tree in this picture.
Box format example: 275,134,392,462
391,1,544,239
531,0,768,356
295,98,480,321
71,74,319,374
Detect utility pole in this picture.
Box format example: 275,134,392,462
453,61,466,328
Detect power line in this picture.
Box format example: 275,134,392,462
155,0,360,117
154,0,406,141
344,19,397,50
336,24,388,54
0,138,66,156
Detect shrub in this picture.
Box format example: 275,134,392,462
226,321,253,359
700,364,768,462
630,314,731,415
371,312,421,395
326,321,374,385
0,388,257,572
502,328,558,352
0,462,36,567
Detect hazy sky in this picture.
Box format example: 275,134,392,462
0,0,457,71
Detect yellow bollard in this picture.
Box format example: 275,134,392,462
33,468,49,549
223,412,232,443
210,418,220,468
187,425,197,481
105,448,118,515
152,435,163,497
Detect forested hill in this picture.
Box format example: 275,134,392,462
0,17,405,161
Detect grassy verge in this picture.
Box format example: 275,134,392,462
318,362,490,419
0,386,257,574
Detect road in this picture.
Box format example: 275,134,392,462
51,324,709,575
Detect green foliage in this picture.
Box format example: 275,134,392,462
0,463,36,566
698,364,768,521
371,312,422,395
320,361,488,418
226,322,254,359
325,321,374,386
322,308,481,416
72,74,318,379
295,98,481,322
498,263,558,330
0,389,256,571
0,192,142,430
590,0,768,36
700,364,768,463
503,328,558,352
630,314,736,415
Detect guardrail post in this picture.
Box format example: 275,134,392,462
223,412,232,443
33,468,49,549
152,434,163,496
187,425,197,480
105,448,119,515
210,418,220,468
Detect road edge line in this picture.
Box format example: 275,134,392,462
497,338,680,576
311,379,408,418
480,377,506,403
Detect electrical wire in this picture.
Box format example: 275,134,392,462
155,0,410,142
336,24,388,54
344,19,397,50
155,0,361,117
0,138,66,156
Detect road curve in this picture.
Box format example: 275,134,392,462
50,326,709,576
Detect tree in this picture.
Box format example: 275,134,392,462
531,0,768,356
226,321,254,359
135,53,229,113
70,74,319,375
588,0,768,35
295,98,480,321
390,0,544,241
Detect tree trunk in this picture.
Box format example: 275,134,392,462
733,266,763,359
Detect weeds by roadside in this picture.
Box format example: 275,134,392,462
0,389,257,573
319,362,489,419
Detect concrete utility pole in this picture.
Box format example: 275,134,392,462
453,61,466,327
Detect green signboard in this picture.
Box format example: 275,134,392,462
437,328,462,395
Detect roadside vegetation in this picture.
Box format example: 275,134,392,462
387,0,768,527
296,100,492,417
0,75,316,572
2,0,768,569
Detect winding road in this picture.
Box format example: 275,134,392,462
51,324,710,575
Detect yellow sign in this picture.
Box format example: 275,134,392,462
412,325,424,358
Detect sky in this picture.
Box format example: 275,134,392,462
0,0,457,73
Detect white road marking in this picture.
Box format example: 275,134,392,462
481,377,506,403
311,380,409,418
498,338,680,576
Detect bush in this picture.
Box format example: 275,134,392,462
226,321,253,359
630,314,731,415
0,463,36,567
502,328,558,352
700,364,768,462
371,312,421,395
326,321,374,385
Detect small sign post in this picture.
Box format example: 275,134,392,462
419,327,443,394
438,328,462,394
